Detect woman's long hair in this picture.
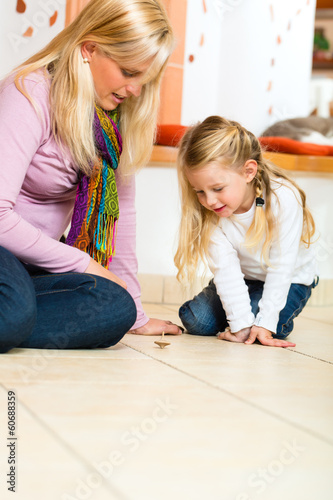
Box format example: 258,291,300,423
12,0,174,176
174,116,316,284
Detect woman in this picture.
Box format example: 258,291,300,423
0,0,182,353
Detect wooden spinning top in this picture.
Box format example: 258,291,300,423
154,331,170,349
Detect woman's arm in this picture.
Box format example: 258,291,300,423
0,75,91,274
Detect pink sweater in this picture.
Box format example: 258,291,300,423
0,72,148,329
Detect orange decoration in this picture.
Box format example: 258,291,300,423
49,10,58,26
200,34,204,47
269,4,274,21
287,21,291,30
23,26,33,37
277,35,281,44
268,106,273,115
189,55,194,63
16,0,26,14
271,58,275,66
202,0,207,13
267,81,272,91
296,9,301,15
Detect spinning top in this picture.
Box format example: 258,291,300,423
154,331,170,349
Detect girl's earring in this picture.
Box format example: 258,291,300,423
83,58,89,64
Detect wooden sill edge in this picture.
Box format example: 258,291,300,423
149,145,333,173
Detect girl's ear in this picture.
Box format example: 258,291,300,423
243,160,258,183
80,42,97,62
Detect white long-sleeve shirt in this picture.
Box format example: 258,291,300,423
208,180,317,333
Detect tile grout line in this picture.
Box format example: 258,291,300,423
120,341,333,449
288,349,333,365
0,383,131,500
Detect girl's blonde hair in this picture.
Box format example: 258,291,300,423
175,115,315,283
13,0,174,176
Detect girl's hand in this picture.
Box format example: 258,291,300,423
217,327,251,343
129,318,183,336
245,325,296,348
85,257,127,289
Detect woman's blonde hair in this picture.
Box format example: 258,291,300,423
13,0,174,176
175,115,315,283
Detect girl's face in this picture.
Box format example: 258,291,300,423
81,42,151,110
186,160,257,217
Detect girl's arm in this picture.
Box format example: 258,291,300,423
208,227,255,332
245,326,296,347
218,325,296,347
253,184,311,334
209,218,297,348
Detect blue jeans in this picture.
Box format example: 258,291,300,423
179,278,319,339
0,246,137,353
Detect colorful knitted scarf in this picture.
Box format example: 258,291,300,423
66,105,122,267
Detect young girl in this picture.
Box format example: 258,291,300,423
174,116,318,348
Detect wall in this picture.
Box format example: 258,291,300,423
181,0,316,135
0,0,66,79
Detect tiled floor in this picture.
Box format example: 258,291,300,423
0,303,332,500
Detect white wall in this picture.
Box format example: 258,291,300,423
0,0,66,78
136,168,181,276
293,173,333,280
181,0,316,135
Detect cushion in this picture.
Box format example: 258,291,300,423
155,125,333,156
258,136,333,156
155,124,188,147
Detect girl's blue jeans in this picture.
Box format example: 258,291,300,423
0,246,137,353
179,277,319,339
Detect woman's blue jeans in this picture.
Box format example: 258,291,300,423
179,278,319,339
0,246,137,353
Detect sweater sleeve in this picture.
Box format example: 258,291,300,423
0,76,90,273
254,185,304,332
208,226,255,332
109,171,149,329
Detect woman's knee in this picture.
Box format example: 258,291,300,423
94,282,137,347
0,294,37,352
0,247,37,351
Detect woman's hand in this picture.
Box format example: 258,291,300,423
217,327,251,343
129,318,183,336
85,257,127,289
245,325,296,348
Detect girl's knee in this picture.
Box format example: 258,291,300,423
179,300,219,336
275,319,294,339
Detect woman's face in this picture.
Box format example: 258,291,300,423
81,43,151,110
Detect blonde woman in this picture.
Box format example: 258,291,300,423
0,0,182,353
175,116,318,348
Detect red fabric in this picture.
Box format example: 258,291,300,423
258,136,333,156
155,125,333,156
155,124,188,147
